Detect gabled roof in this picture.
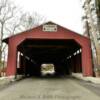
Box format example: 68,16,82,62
3,21,89,43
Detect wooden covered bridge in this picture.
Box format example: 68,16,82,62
3,22,93,77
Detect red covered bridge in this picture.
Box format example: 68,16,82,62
3,22,93,77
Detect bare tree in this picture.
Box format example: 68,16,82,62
29,12,46,28
13,12,46,33
0,0,16,68
0,0,46,70
96,0,100,37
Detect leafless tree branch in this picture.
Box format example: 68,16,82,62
0,0,46,69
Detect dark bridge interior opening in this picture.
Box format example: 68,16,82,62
17,39,82,77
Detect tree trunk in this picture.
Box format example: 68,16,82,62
0,23,4,67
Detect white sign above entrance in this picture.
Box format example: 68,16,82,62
43,24,57,32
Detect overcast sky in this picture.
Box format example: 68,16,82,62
11,0,83,34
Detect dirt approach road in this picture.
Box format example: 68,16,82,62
0,77,100,100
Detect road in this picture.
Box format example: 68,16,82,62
0,77,100,100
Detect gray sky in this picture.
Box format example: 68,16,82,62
11,0,83,34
